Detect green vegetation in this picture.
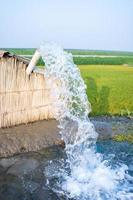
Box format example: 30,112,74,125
2,48,133,56
37,56,133,66
79,65,133,116
67,49,133,56
1,48,36,55
1,48,133,65
113,134,133,143
74,57,133,65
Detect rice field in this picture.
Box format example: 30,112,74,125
2,48,133,56
79,65,133,116
74,56,133,65
1,48,133,65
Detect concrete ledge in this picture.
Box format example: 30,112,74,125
0,120,61,157
0,117,132,157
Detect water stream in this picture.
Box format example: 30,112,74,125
39,43,133,200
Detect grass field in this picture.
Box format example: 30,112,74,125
68,49,133,56
1,48,36,55
74,56,133,65
79,65,133,116
2,48,133,56
1,48,133,65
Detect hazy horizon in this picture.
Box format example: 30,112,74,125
0,0,133,51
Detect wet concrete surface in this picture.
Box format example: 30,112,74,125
0,117,133,199
0,117,133,157
0,141,132,200
0,146,64,200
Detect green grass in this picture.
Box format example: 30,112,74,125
79,65,133,116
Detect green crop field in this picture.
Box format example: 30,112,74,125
74,56,133,65
67,49,133,56
79,65,133,116
2,48,133,56
1,48,133,65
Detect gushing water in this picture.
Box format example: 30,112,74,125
39,43,133,200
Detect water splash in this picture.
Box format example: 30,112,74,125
39,43,133,200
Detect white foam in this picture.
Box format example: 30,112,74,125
40,43,133,200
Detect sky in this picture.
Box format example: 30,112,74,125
0,0,133,51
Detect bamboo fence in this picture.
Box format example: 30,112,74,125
0,52,54,128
